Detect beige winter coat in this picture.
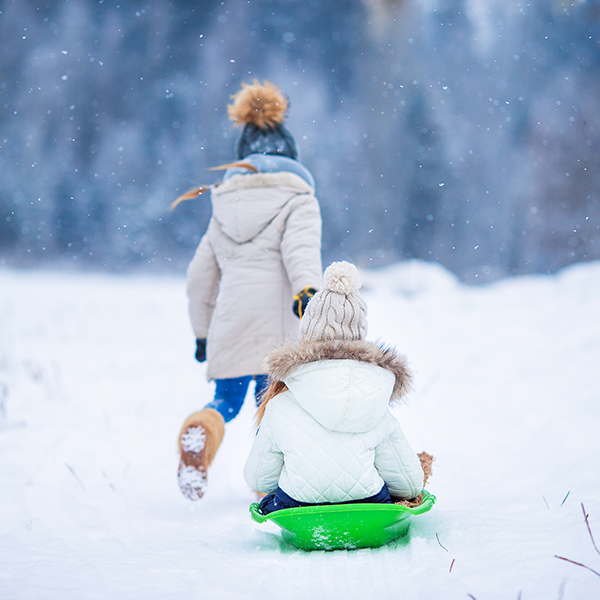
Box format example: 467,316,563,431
187,171,322,380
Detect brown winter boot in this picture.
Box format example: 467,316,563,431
177,408,225,500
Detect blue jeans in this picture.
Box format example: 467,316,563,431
204,375,269,423
259,485,392,515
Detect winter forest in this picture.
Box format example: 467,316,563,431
1,0,599,282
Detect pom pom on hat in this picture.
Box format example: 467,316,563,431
323,261,361,295
228,79,298,160
300,261,368,342
227,80,288,130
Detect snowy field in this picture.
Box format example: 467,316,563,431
1,259,599,600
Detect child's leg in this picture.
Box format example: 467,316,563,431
178,376,263,500
177,407,225,500
259,487,311,514
204,376,253,422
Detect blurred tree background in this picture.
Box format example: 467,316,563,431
1,0,598,281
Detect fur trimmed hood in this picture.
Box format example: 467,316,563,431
263,339,412,402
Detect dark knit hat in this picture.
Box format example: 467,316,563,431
228,80,298,160
235,123,297,160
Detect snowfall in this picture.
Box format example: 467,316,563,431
1,259,599,600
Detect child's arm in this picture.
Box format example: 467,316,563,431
186,225,221,340
243,409,284,494
280,194,323,298
374,413,424,500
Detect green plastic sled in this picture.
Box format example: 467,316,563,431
249,490,436,551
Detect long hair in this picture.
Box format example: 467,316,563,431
255,379,288,427
169,161,258,211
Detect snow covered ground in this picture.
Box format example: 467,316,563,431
1,259,599,600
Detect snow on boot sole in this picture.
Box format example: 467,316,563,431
178,426,208,500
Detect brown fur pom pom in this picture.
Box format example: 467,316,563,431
227,79,288,130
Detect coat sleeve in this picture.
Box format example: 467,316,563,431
243,405,284,494
186,221,221,339
374,413,424,500
280,193,323,295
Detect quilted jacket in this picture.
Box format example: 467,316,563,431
243,340,424,503
186,161,322,380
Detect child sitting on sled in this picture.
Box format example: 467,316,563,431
244,261,425,513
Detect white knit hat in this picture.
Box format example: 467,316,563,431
300,261,367,342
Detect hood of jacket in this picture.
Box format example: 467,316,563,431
223,153,315,189
263,339,413,433
210,171,314,243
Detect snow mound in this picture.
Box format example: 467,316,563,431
361,259,460,298
1,261,599,599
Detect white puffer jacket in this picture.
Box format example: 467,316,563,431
186,170,322,380
243,340,424,503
